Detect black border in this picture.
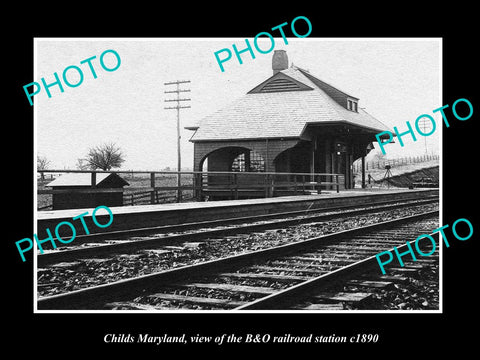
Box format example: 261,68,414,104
7,6,478,355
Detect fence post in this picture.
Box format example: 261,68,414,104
177,172,182,203
91,172,96,188
264,174,269,198
194,172,202,201
150,172,155,204
234,173,238,200
270,174,275,197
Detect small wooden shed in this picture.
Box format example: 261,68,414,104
47,173,129,210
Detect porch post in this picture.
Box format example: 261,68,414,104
361,155,366,188
324,139,332,190
310,137,315,182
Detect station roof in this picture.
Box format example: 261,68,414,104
47,172,129,188
189,66,392,142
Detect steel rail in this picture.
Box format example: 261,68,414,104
40,195,439,246
37,197,438,267
37,210,438,310
234,232,440,310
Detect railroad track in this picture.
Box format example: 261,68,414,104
37,210,439,310
288,251,439,311
37,197,438,267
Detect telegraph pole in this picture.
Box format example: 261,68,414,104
417,117,432,155
164,80,191,202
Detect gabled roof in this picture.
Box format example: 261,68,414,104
296,67,359,103
189,66,391,142
248,71,314,93
47,172,129,187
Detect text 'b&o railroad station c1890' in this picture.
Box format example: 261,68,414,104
186,50,392,197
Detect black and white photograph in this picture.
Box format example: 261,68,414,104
33,38,442,313
7,7,478,355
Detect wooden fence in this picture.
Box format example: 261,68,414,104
37,169,343,210
353,154,439,172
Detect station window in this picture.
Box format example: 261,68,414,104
231,153,246,172
232,151,265,172
347,99,358,112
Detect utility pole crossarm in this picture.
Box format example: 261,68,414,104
164,106,191,110
165,89,191,93
164,80,191,85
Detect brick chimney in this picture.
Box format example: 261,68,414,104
272,50,288,75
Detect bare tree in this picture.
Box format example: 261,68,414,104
75,158,90,170
37,155,50,170
372,150,386,163
37,155,51,180
85,142,125,171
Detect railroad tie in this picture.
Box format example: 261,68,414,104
346,280,394,289
366,274,409,283
219,272,309,282
288,256,353,262
103,301,172,311
180,283,275,295
251,265,324,275
146,293,246,308
313,292,373,303
388,267,421,276
140,249,172,255
293,303,344,310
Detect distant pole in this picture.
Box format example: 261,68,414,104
417,117,432,155
164,80,191,202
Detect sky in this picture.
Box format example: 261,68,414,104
35,38,441,171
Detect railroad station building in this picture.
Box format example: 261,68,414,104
187,50,392,192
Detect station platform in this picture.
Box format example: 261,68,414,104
37,188,439,236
